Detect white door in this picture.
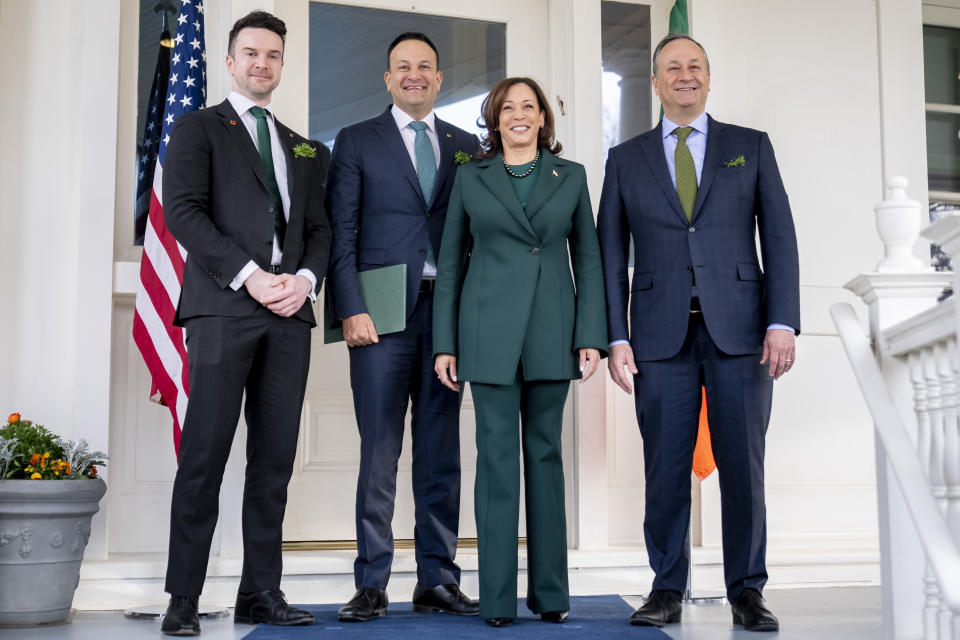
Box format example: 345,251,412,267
277,0,551,543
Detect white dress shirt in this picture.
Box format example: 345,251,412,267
226,92,317,298
391,105,440,278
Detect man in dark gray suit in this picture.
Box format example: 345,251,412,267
160,10,330,636
598,33,800,632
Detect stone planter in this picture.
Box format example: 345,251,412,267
0,479,106,626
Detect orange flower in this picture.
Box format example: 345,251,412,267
66,462,71,474
29,453,41,465
30,473,41,480
42,452,50,460
89,465,97,477
7,412,20,423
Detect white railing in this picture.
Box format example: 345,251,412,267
838,177,960,640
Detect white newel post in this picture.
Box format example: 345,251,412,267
846,177,951,640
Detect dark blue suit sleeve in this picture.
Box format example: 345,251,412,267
326,126,367,319
597,149,633,344
755,133,801,334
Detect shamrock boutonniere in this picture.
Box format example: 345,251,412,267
292,142,317,159
723,155,746,168
454,150,472,165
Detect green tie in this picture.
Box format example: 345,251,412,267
409,120,437,271
674,126,697,222
249,106,286,251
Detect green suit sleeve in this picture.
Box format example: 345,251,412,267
432,171,470,357
569,168,609,357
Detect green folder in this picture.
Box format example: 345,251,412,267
323,264,407,344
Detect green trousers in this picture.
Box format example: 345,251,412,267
470,373,571,619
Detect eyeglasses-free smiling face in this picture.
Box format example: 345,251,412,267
226,27,284,105
384,39,443,121
652,37,710,122
498,82,545,154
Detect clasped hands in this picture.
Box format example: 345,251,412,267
244,268,313,318
433,348,601,392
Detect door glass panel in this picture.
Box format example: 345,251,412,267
308,3,506,148
926,111,960,192
924,24,960,105
601,1,652,164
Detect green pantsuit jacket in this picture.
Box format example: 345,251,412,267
433,150,607,617
433,150,608,379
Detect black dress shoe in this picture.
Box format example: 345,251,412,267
541,610,568,623
412,583,479,616
234,588,314,626
338,587,388,622
485,617,514,627
629,590,682,627
732,588,779,632
161,595,200,636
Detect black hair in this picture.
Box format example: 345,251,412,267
386,32,440,70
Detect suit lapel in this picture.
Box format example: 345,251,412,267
216,101,271,193
638,123,688,224
431,117,457,207
525,151,569,221
690,116,727,222
373,106,426,207
477,156,538,239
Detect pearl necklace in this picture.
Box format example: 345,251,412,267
503,150,540,178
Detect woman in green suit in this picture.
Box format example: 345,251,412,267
433,77,607,627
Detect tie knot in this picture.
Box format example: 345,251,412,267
249,106,270,121
673,126,694,143
409,120,428,132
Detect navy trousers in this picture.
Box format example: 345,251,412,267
348,290,463,589
634,313,772,602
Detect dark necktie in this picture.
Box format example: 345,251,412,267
249,106,286,251
409,120,437,271
674,126,697,222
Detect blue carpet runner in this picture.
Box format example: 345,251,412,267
244,595,669,638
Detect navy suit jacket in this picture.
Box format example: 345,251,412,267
597,117,800,361
326,106,479,322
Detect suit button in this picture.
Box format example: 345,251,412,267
266,239,273,246
268,206,274,214
531,247,541,256
688,226,696,233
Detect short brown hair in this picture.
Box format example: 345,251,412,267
228,11,286,58
477,77,562,160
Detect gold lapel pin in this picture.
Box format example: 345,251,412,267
552,169,559,177
289,133,294,138
229,120,236,126
446,133,453,138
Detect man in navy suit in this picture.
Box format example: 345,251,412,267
326,32,479,621
598,33,800,632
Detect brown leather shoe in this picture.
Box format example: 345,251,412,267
732,588,779,632
629,590,682,627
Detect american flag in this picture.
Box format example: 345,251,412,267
133,31,170,245
133,0,206,458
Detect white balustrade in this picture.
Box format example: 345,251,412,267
843,177,960,639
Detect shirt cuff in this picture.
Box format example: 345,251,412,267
296,268,318,302
230,261,259,291
609,339,630,348
767,323,795,333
